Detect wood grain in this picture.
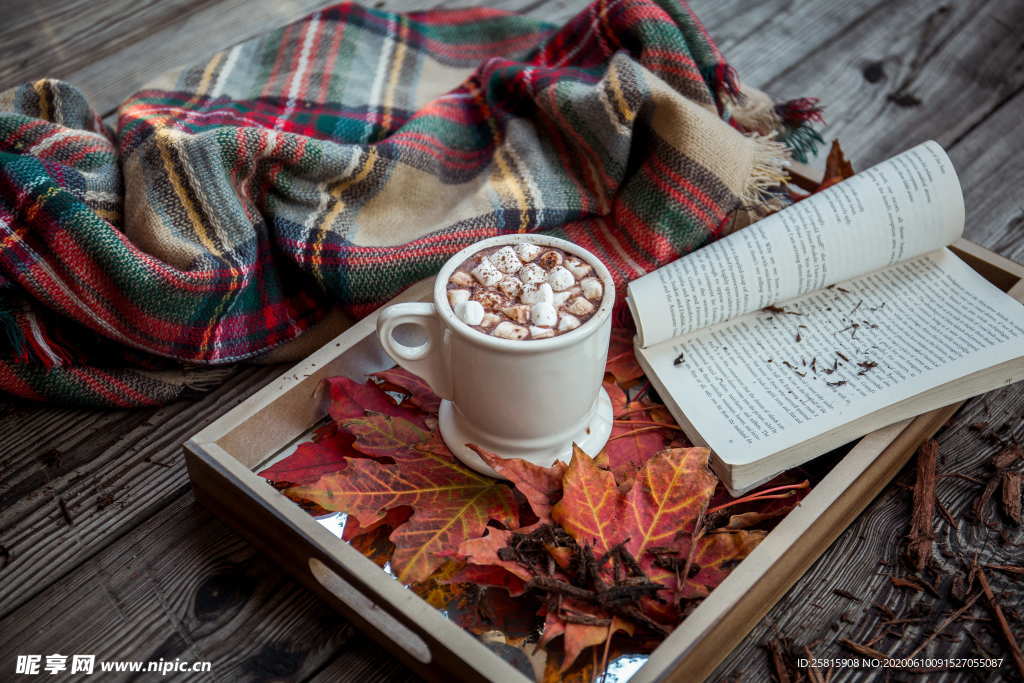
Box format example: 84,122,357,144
756,0,1024,170
0,494,359,682
0,365,283,615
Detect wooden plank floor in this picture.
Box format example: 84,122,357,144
1,0,1022,681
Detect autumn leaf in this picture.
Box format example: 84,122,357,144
259,422,355,487
325,375,427,428
372,366,442,415
605,328,644,384
539,601,634,672
553,446,716,562
817,140,854,192
341,505,412,542
458,528,534,592
623,447,717,560
677,530,765,599
348,520,398,568
552,446,626,554
288,415,518,583
341,413,443,461
448,562,529,597
470,445,566,525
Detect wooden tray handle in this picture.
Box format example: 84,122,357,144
308,557,432,665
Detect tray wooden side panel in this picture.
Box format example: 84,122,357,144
185,441,532,683
185,240,1024,683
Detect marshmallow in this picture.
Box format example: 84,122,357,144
580,276,603,301
449,270,474,287
518,263,547,285
501,304,530,324
553,290,573,308
490,246,521,274
497,276,522,298
455,300,485,326
471,257,502,286
538,250,563,270
480,312,501,329
515,242,542,262
473,290,504,310
557,313,581,333
520,282,554,305
566,296,595,317
547,265,575,291
448,289,470,308
529,325,555,339
492,321,529,340
530,301,558,327
564,256,592,279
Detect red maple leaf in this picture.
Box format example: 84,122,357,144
287,414,518,583
258,422,356,487
371,366,442,415
325,375,427,428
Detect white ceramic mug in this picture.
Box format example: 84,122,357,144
375,234,615,476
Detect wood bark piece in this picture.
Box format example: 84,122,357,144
1001,471,1021,524
905,440,937,572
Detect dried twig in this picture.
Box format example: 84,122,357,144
977,568,1024,678
905,591,981,658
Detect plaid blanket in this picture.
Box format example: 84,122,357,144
0,0,821,406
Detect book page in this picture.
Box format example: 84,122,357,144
627,140,965,348
640,248,1024,466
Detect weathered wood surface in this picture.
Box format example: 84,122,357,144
0,0,1021,681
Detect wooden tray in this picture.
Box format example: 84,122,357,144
185,239,1024,682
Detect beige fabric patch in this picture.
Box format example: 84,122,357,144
351,160,494,247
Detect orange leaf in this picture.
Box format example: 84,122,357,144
539,602,634,672
470,445,567,524
288,416,518,583
553,446,716,564
624,447,717,559
458,528,535,590
676,530,765,599
551,446,626,555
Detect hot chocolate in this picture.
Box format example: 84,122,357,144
446,242,605,340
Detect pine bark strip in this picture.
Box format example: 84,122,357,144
905,440,937,572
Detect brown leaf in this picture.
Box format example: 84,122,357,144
817,140,855,191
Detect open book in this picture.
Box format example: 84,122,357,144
626,141,1024,494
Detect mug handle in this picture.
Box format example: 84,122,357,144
376,302,453,399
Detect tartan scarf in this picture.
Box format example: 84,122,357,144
0,0,821,407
